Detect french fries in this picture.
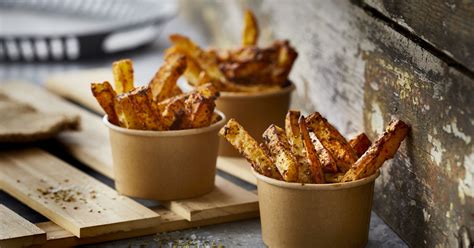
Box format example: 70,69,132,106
341,120,409,182
285,110,313,183
349,133,372,157
166,10,297,93
112,59,134,94
149,53,187,102
219,119,281,179
242,9,259,46
299,116,325,183
313,138,338,173
182,91,217,129
262,125,299,182
91,81,119,125
92,58,220,131
220,110,409,185
305,112,358,173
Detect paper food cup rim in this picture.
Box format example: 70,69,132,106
253,168,380,191
103,110,226,137
219,81,295,99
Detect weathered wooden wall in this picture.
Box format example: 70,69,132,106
363,0,474,72
180,0,474,247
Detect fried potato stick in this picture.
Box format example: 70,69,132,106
299,116,325,183
285,110,313,183
349,132,372,157
305,112,358,173
341,120,409,182
91,81,119,125
263,124,299,182
112,59,134,94
149,53,187,102
219,119,282,180
242,9,259,46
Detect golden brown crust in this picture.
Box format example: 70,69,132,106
115,86,164,130
91,81,119,125
262,124,299,182
112,59,134,94
349,132,372,157
313,139,338,173
299,116,325,183
219,119,281,180
285,110,313,183
341,120,409,182
242,9,259,46
149,54,187,102
305,112,358,173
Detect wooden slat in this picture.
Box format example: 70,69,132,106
216,157,256,185
162,177,258,221
0,204,46,247
3,81,114,178
35,206,258,247
46,68,111,115
0,148,160,238
2,81,259,225
363,0,474,72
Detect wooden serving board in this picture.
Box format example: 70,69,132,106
0,204,46,247
0,148,160,238
46,69,258,185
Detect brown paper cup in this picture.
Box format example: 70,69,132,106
216,83,295,156
103,111,226,201
254,170,380,248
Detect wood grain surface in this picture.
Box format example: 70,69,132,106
162,176,258,221
0,148,160,238
0,204,46,247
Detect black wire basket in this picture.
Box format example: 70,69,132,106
0,0,177,62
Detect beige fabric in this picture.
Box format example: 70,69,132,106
0,93,79,143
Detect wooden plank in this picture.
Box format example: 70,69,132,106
3,81,113,178
217,157,256,185
182,0,474,247
46,68,111,115
0,148,160,238
36,206,258,247
2,82,259,227
0,204,46,247
363,0,474,72
161,177,258,221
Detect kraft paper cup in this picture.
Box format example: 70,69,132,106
103,111,226,201
216,82,295,156
254,169,380,248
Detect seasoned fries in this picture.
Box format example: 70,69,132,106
341,120,409,182
262,125,299,182
112,59,134,94
285,111,313,183
305,112,358,173
219,119,281,179
242,9,259,46
92,58,220,131
149,53,187,102
166,10,297,93
91,81,119,125
299,116,325,183
220,110,409,184
349,133,372,157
